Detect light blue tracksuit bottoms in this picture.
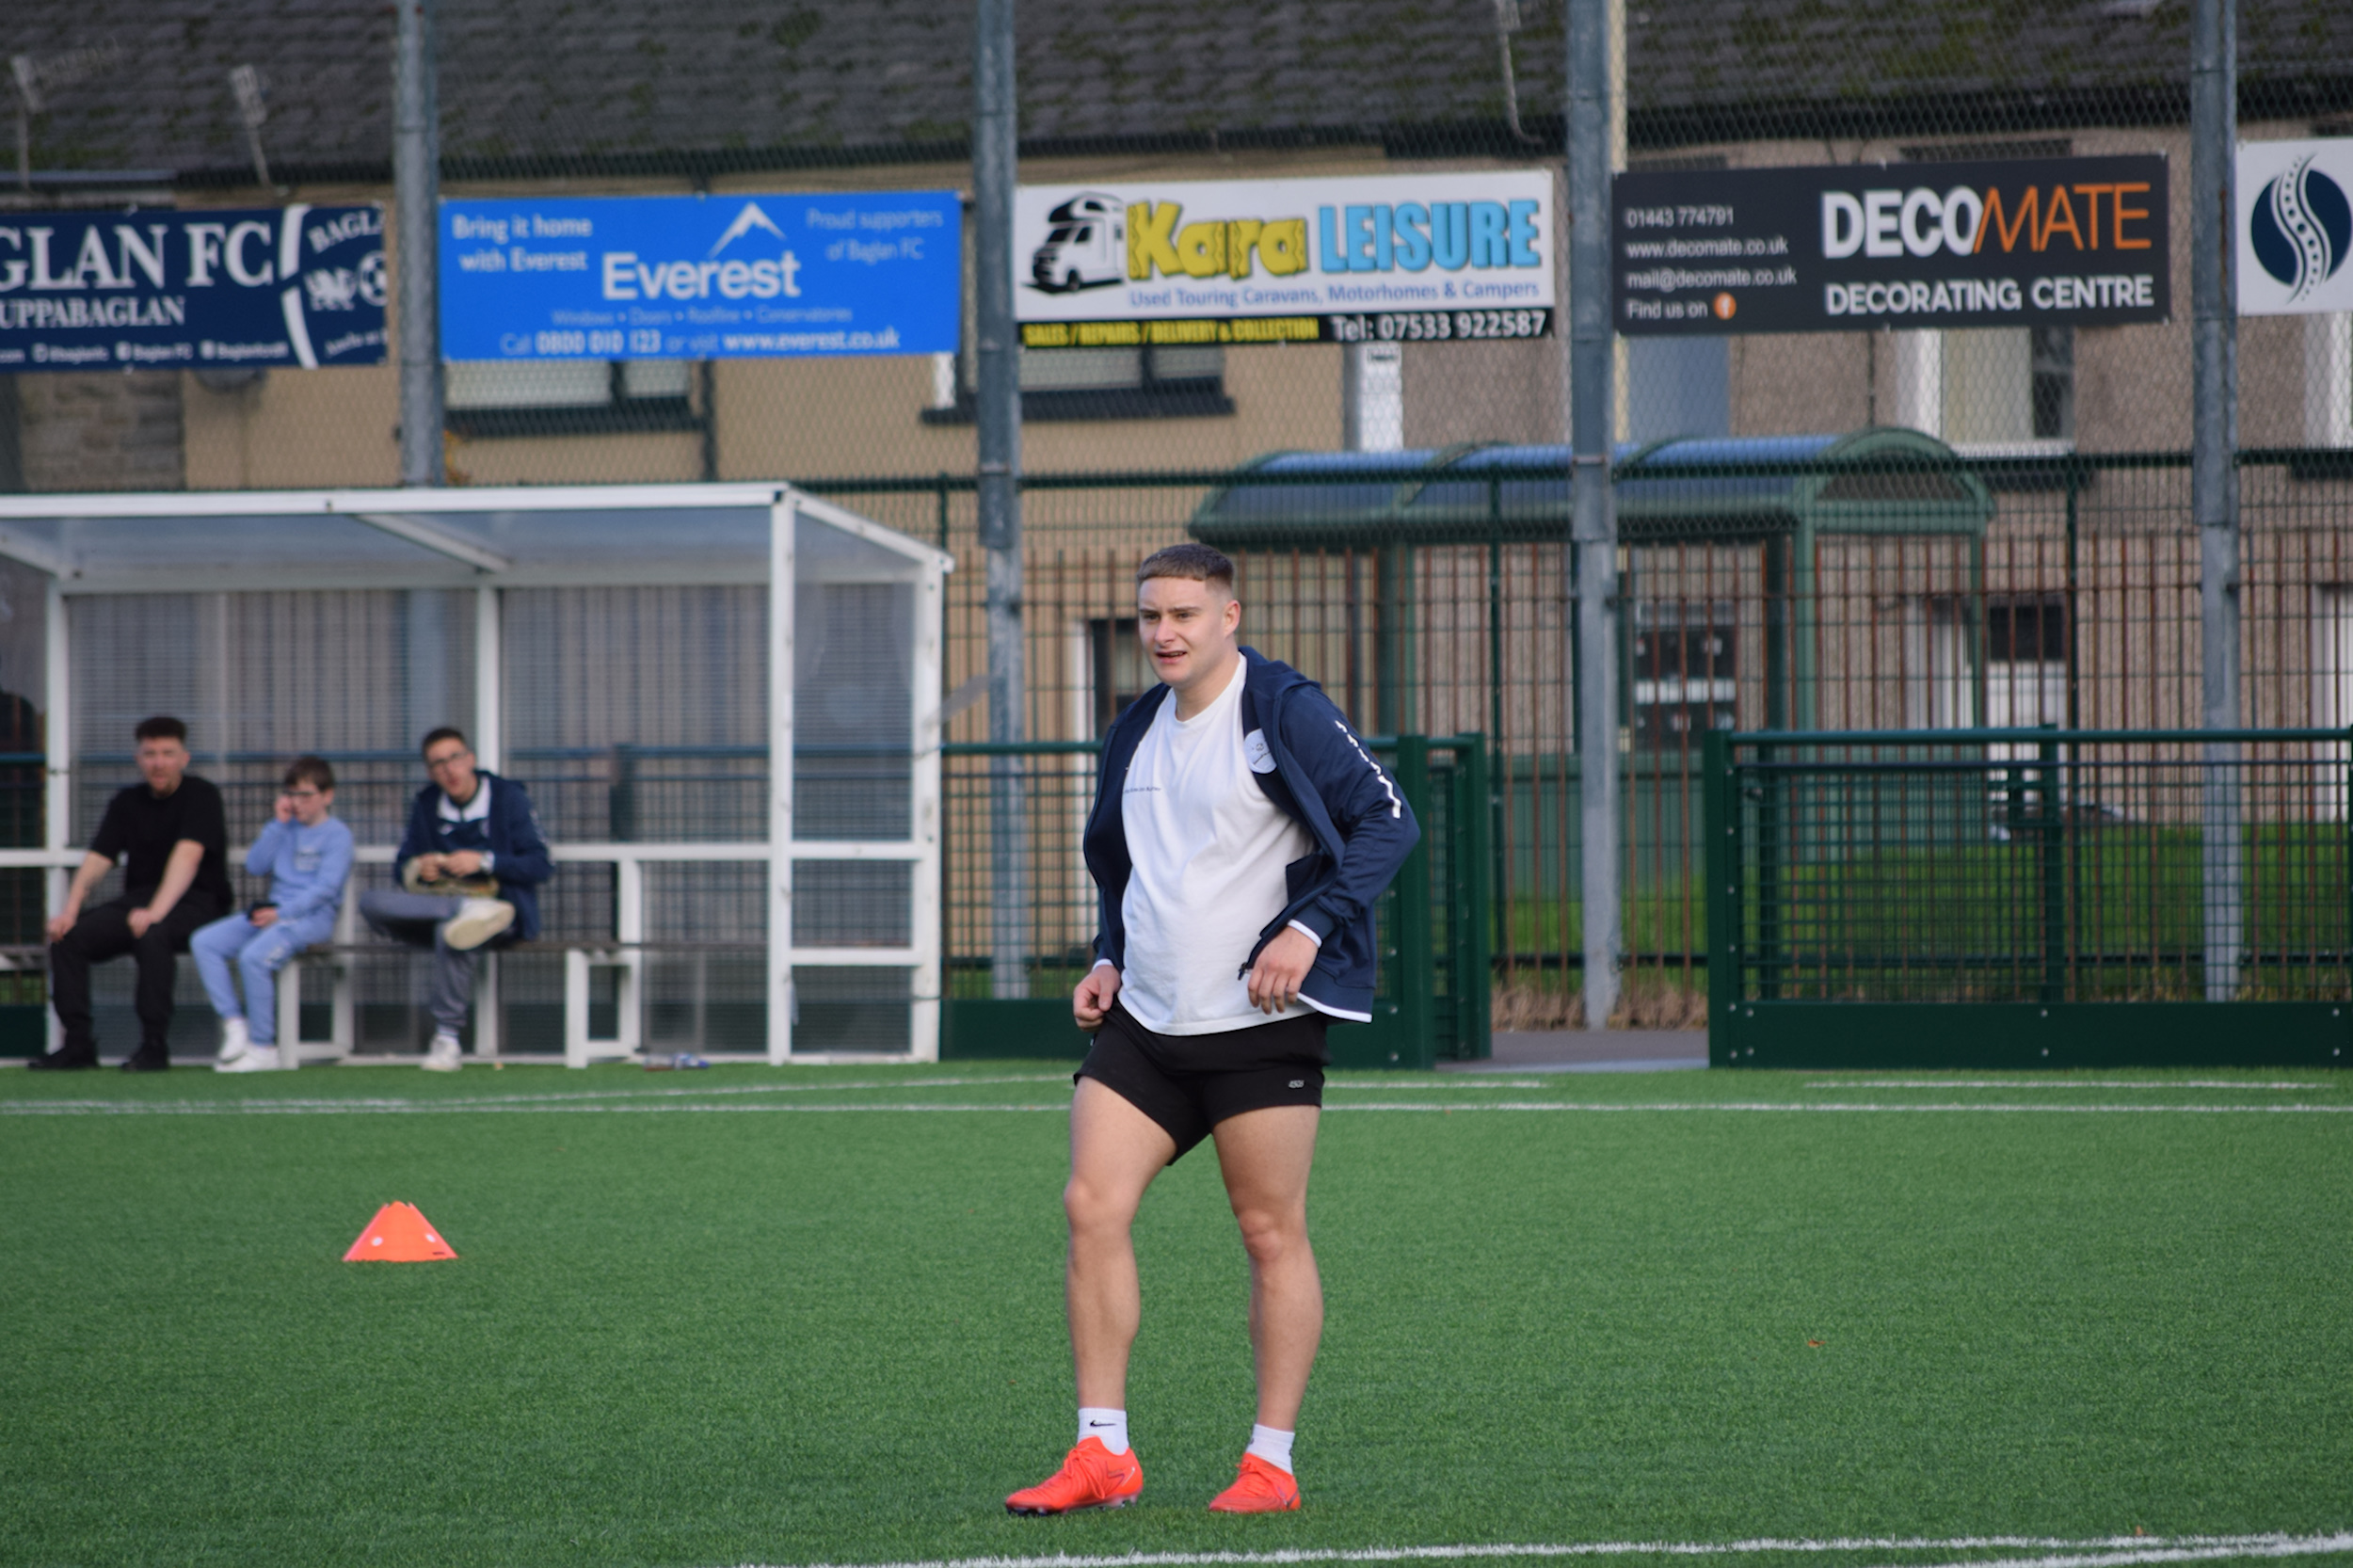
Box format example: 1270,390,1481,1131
191,910,338,1046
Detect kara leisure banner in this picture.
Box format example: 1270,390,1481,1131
1015,171,1556,348
1613,155,2170,335
0,204,385,371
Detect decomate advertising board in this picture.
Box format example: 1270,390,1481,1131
439,191,960,360
1613,155,2170,335
0,204,385,372
1015,172,1556,349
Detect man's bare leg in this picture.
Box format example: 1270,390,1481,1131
1209,1104,1322,1430
1066,1077,1178,1409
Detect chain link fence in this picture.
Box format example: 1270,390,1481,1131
4,2,2350,1029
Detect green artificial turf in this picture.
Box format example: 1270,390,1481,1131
2,1062,2349,1568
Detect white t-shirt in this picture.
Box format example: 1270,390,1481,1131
1114,654,1315,1035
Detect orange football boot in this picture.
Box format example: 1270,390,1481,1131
1207,1452,1300,1512
1005,1436,1144,1515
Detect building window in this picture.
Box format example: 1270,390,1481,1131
2314,585,2353,818
1629,600,1737,748
1896,328,2074,457
1985,594,2069,728
2029,328,2075,441
443,360,703,438
1902,597,1974,730
925,345,1233,424
1086,616,1150,738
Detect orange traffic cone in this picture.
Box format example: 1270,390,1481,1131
343,1202,458,1262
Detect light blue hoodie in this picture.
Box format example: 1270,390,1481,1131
245,816,356,925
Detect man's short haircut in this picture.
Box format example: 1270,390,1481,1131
134,715,187,744
283,755,335,792
420,726,470,757
1136,542,1236,596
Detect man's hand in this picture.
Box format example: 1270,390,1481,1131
1073,963,1122,1029
44,908,78,944
250,906,279,929
1246,927,1319,1015
273,792,296,824
128,908,158,939
410,853,446,883
441,850,487,877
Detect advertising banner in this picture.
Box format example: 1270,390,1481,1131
2237,138,2353,315
1015,171,1555,349
0,204,385,372
1613,156,2170,335
439,191,959,360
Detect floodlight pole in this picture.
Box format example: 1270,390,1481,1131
2192,0,2240,1001
393,0,442,488
1568,0,1621,1030
973,0,1031,1001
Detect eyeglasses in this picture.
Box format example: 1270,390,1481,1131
424,751,471,771
285,788,326,799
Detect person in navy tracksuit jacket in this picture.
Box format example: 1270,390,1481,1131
359,726,551,1070
1006,543,1417,1519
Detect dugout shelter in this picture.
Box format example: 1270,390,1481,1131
0,484,950,1064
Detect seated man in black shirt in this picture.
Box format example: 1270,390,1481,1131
31,715,234,1072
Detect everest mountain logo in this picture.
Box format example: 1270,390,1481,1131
2249,156,2351,303
710,201,787,258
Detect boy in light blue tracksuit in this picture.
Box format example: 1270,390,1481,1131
193,756,354,1073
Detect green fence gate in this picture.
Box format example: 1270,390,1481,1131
1705,727,2353,1068
940,733,1491,1068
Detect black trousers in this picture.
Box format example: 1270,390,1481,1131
50,893,230,1051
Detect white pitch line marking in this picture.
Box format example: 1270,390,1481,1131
1806,1080,2333,1091
8,1098,2353,1118
1881,1536,2353,1568
724,1532,2353,1568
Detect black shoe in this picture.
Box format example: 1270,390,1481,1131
120,1043,170,1073
27,1045,98,1071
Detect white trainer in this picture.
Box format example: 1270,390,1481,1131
440,898,516,952
216,1045,280,1073
216,1016,251,1065
423,1032,465,1072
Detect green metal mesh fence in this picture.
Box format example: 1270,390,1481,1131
1710,728,2352,1009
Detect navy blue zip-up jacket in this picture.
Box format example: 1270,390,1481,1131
1082,648,1419,1022
392,771,553,942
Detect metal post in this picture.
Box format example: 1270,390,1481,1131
1568,0,1620,1030
768,500,797,1062
2192,0,2241,1001
973,0,1029,1000
392,0,441,488
1702,728,1737,1064
41,575,67,1057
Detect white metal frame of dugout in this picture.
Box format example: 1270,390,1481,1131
0,483,952,1064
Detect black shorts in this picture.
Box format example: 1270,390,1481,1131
1076,1001,1330,1161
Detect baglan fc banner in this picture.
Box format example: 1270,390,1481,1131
1613,156,2169,335
1016,172,1555,349
0,204,385,371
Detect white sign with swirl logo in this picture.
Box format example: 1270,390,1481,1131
2239,138,2353,315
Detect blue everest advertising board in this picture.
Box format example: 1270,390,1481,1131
0,204,385,372
440,192,960,360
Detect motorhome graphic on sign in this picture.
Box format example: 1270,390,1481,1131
1016,171,1556,347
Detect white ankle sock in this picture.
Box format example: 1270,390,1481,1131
1077,1407,1128,1454
1245,1423,1295,1473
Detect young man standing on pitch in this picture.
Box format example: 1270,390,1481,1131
1006,544,1418,1517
